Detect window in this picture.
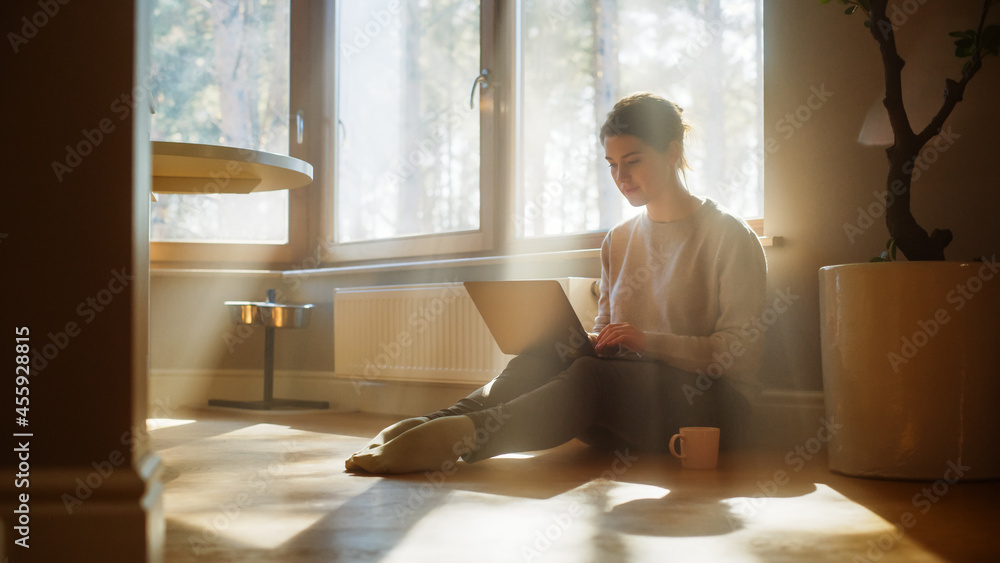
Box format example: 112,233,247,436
151,1,763,266
329,0,492,262
149,0,301,262
326,0,763,262
336,1,482,244
518,0,764,238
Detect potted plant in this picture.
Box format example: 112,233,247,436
818,0,1000,479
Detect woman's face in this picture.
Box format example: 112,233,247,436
603,134,678,208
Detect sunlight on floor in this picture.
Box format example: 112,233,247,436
379,481,944,563
160,420,365,554
158,413,997,562
147,418,196,430
604,482,671,508
173,512,329,551
493,453,537,460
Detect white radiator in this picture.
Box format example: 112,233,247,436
333,282,511,385
333,279,599,386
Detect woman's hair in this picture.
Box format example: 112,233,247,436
600,92,692,172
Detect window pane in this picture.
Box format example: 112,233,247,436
336,0,481,243
519,0,763,238
150,0,291,244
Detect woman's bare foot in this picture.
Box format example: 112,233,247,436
347,416,475,474
345,416,430,471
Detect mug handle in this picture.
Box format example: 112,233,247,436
669,434,685,459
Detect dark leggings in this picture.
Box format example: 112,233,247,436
424,351,751,463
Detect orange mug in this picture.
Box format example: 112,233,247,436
669,427,720,469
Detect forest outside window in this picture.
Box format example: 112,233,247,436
151,0,764,266
149,0,294,254
328,0,763,261
517,0,763,239
335,1,482,242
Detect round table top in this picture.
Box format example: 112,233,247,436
152,141,314,194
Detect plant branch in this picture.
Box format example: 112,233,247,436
868,0,915,144
917,0,993,146
827,0,997,260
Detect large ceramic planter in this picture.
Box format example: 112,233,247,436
819,261,1000,480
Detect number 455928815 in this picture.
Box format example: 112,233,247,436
15,327,30,426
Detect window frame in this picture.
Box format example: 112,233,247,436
319,0,765,266
149,0,311,269
319,0,500,264
154,0,765,269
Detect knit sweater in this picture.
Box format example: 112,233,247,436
594,198,767,398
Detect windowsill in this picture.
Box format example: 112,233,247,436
283,234,778,278
149,235,779,278
284,248,603,278
150,268,286,277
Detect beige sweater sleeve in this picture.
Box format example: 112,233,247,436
594,199,767,396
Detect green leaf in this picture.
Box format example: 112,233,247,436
954,32,976,58
845,5,858,15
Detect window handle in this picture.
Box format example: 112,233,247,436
296,110,305,144
469,69,490,109
338,119,346,145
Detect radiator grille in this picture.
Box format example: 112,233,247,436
333,283,511,385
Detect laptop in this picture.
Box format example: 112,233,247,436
463,280,643,361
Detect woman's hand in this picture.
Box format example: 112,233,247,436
595,322,646,354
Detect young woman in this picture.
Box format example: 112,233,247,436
346,93,766,474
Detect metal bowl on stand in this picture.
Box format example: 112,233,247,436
224,301,313,328
214,292,326,410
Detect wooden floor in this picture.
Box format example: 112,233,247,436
152,408,1000,562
